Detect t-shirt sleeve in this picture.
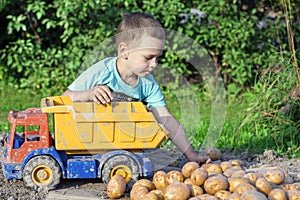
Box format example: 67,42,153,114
68,60,108,91
143,77,166,109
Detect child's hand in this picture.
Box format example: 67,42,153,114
186,151,211,164
91,85,113,104
199,156,211,164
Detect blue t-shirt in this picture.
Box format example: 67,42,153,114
68,57,166,108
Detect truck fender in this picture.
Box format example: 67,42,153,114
20,147,66,178
96,150,143,178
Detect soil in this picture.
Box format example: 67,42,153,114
0,132,299,200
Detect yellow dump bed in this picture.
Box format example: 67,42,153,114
41,96,169,154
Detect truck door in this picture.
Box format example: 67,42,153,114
9,125,42,163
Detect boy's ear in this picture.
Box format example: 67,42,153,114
118,42,129,59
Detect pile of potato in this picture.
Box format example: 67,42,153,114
107,158,300,199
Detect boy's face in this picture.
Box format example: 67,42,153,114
126,36,164,77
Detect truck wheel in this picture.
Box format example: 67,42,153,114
23,155,61,190
102,155,139,188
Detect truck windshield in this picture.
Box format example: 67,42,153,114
10,125,41,149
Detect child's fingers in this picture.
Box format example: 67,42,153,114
205,157,211,164
100,86,113,100
93,85,113,103
94,94,106,104
199,156,211,164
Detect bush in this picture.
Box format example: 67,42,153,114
1,0,299,95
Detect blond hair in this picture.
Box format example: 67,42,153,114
116,12,165,47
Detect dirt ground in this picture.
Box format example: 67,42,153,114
0,131,299,200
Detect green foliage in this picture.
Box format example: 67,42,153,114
180,1,294,87
1,0,299,94
0,0,136,94
237,58,300,157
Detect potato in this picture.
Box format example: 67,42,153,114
153,171,168,190
228,177,250,192
287,190,300,200
106,174,126,199
187,184,203,196
214,190,232,200
166,170,184,184
130,185,149,200
201,163,211,170
234,183,256,195
215,173,229,181
268,189,287,200
184,178,194,185
164,182,190,200
143,192,159,200
241,190,268,200
281,183,300,192
224,168,240,178
191,169,208,186
230,159,242,166
244,173,260,185
182,162,199,178
195,167,208,174
220,161,233,172
232,166,243,170
231,170,246,178
255,177,273,195
264,169,285,185
189,197,201,200
133,179,156,191
206,148,222,161
227,193,241,200
149,190,164,200
207,163,223,176
197,194,218,200
204,175,229,195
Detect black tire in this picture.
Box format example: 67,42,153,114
23,155,61,190
101,154,139,188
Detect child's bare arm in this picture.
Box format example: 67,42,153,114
62,85,113,104
151,106,210,164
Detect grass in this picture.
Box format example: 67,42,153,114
164,87,299,158
163,89,261,154
0,84,44,131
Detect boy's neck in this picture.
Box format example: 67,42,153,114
116,57,138,86
121,74,138,86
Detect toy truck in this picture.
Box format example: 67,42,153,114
2,95,169,190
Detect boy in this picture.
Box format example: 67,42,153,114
62,12,209,164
